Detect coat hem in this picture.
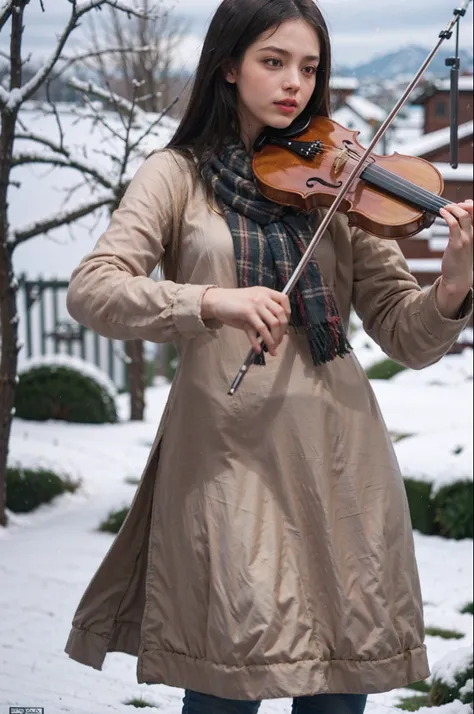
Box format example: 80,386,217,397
137,644,431,700
65,622,140,671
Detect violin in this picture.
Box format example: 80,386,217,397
228,1,471,396
252,114,450,241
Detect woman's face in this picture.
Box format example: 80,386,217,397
226,19,321,150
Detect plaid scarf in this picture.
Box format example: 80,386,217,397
202,141,351,366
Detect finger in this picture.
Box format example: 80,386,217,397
269,290,292,318
443,204,472,231
249,315,276,353
245,328,262,354
440,208,462,242
455,200,474,225
260,307,286,349
265,300,290,327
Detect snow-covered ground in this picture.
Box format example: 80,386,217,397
0,345,473,714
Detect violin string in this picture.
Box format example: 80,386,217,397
309,143,449,213
306,140,447,210
364,163,449,212
315,143,448,210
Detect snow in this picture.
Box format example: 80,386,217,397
431,647,473,687
406,258,442,273
332,105,374,146
330,76,360,90
416,704,471,714
346,94,387,123
433,163,474,182
0,339,472,713
393,429,472,492
435,77,474,93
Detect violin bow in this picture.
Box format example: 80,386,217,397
228,0,473,397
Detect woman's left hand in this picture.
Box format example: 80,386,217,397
439,200,473,293
436,200,473,318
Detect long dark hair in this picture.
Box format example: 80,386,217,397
167,0,332,168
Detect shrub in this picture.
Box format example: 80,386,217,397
429,647,473,707
15,355,118,424
403,479,473,541
424,626,464,640
434,481,473,540
165,343,180,382
397,693,430,711
6,465,79,513
404,479,436,536
365,358,407,380
99,507,129,534
124,697,156,708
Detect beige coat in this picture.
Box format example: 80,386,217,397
65,150,472,700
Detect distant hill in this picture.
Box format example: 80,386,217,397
335,44,473,80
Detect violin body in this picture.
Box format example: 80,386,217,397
253,116,447,240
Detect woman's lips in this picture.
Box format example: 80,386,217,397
275,102,297,114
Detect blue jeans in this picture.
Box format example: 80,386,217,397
182,690,368,713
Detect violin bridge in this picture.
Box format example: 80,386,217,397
333,148,350,175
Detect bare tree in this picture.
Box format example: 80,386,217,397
0,0,160,527
82,0,188,115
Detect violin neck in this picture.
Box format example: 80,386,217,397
361,164,450,216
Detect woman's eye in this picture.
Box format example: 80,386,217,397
265,58,282,67
303,66,317,76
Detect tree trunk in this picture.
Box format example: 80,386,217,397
0,110,20,527
126,339,145,421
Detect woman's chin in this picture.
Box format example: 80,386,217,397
265,113,299,130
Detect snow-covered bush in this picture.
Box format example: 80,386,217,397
15,355,118,424
403,478,472,540
6,465,79,514
397,427,473,540
404,479,436,536
429,647,473,707
435,481,474,540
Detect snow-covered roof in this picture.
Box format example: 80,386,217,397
345,95,387,123
330,76,360,91
395,105,424,129
433,163,474,181
331,106,373,146
395,120,473,157
415,75,474,102
435,76,474,92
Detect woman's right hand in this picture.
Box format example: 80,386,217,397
201,286,291,356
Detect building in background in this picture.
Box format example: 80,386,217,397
414,75,473,134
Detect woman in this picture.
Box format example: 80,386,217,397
64,1,473,712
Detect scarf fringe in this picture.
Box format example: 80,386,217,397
254,318,351,368
307,316,352,365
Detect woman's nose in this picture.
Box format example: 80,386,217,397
283,70,301,92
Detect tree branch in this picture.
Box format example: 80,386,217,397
9,1,27,96
0,0,153,112
53,45,157,80
129,91,182,153
0,1,13,32
12,148,114,190
10,194,114,248
68,76,145,119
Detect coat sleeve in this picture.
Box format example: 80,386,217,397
66,150,221,343
351,227,473,370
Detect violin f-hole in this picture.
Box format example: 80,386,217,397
306,176,343,189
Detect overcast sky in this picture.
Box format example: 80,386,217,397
4,0,474,70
